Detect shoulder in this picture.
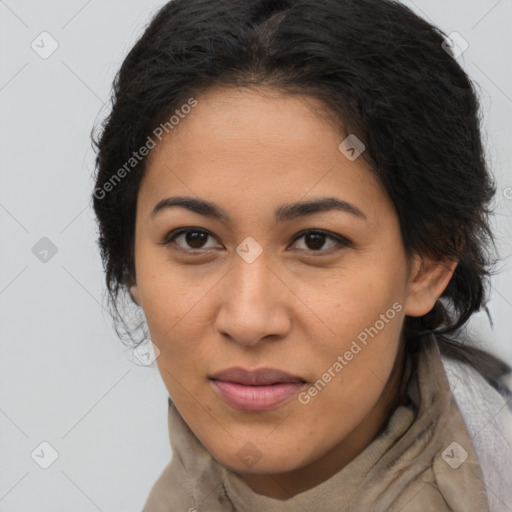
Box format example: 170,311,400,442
441,354,512,512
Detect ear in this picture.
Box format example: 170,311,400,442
404,253,458,317
129,283,141,306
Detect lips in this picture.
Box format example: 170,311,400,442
210,367,306,385
209,367,307,411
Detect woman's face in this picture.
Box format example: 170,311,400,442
131,85,452,495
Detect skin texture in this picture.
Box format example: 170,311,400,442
130,85,457,499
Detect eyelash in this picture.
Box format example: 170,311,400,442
161,228,352,255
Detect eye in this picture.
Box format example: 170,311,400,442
162,228,222,251
290,230,351,254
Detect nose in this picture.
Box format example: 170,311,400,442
214,253,292,347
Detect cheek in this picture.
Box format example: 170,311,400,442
297,255,407,345
137,282,224,397
299,308,403,450
297,256,406,410
135,246,210,337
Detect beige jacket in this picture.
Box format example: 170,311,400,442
143,336,512,511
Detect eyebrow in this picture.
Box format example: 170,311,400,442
150,196,368,223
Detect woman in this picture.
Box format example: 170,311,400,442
91,0,512,510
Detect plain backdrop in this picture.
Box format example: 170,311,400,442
1,1,511,510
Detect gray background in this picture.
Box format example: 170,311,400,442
1,0,511,510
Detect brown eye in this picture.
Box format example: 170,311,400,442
304,232,327,250
291,230,351,254
163,229,221,251
183,230,209,249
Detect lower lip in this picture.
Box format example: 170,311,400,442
210,379,306,411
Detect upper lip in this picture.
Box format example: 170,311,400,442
209,367,306,385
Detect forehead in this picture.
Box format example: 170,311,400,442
139,86,390,225
150,86,344,162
